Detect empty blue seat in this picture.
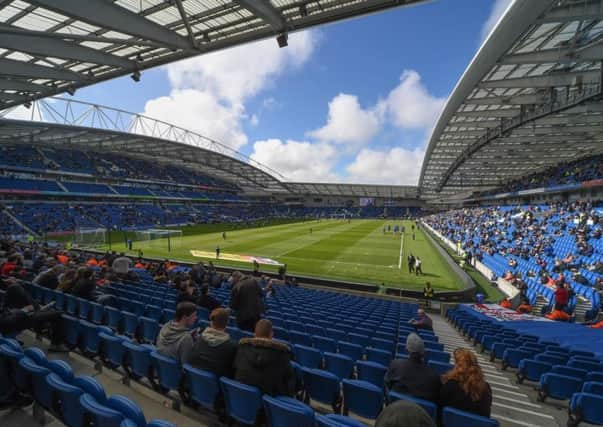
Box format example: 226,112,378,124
183,364,220,411
441,406,499,427
122,311,139,338
106,395,147,427
586,372,603,383
151,352,182,393
313,336,337,353
19,357,51,406
62,314,81,348
370,337,394,353
356,360,387,388
538,373,583,402
388,391,437,421
140,317,159,344
79,320,112,355
367,347,392,366
90,302,105,324
502,349,532,370
424,341,444,351
65,294,78,316
337,341,363,361
294,344,322,369
517,359,552,383
145,305,163,322
46,373,86,426
568,359,603,373
324,352,354,380
316,414,368,427
220,377,262,426
105,306,123,330
347,333,369,348
123,342,153,380
99,333,129,368
568,392,603,426
263,395,315,427
427,360,454,375
342,379,383,420
425,349,451,364
551,365,588,380
77,298,92,320
535,353,567,366
79,393,123,426
301,367,341,413
582,381,603,395
326,328,347,342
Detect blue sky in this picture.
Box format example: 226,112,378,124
27,0,513,185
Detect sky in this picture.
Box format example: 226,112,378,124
8,0,513,185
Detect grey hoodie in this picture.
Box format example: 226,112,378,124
156,321,194,364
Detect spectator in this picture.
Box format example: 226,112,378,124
234,319,294,396
545,308,570,322
516,296,533,314
33,265,61,289
0,254,20,276
500,298,512,309
112,253,132,277
554,281,569,311
71,266,96,300
375,400,436,427
423,282,434,307
198,285,220,311
0,278,67,352
410,309,433,330
384,333,441,402
230,275,264,332
440,348,492,417
156,302,197,364
57,269,76,293
188,308,237,378
177,281,198,305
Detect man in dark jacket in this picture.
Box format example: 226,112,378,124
198,286,221,311
384,333,440,402
188,308,237,378
230,274,264,331
234,319,294,396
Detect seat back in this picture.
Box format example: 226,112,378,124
342,379,383,420
324,352,354,380
219,377,262,425
79,393,124,427
263,395,315,427
293,344,322,369
301,367,341,411
356,361,387,388
183,364,220,411
427,360,454,375
106,395,146,427
388,391,437,420
441,406,499,427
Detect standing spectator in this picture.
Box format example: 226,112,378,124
198,286,220,311
112,253,132,277
407,254,415,274
554,281,569,311
234,319,294,396
384,333,441,402
440,348,492,417
156,302,197,364
188,308,237,378
230,276,264,332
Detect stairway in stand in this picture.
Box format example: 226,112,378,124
431,314,564,427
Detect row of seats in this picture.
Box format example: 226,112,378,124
448,306,603,426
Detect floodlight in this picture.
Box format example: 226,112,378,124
131,70,141,82
66,86,76,96
276,33,288,48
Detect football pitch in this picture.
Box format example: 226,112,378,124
106,219,462,291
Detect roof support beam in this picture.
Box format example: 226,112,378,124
0,58,86,81
27,0,193,51
0,78,48,93
479,70,600,89
0,25,134,69
235,0,286,32
500,42,603,65
455,109,520,118
537,2,603,24
465,93,549,105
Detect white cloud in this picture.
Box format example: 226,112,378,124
142,89,248,150
166,31,317,104
250,139,339,182
385,70,445,129
481,0,514,43
309,93,382,145
346,147,425,185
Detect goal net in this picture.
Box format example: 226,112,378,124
134,228,182,252
74,227,107,248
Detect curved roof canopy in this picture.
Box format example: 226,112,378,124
0,0,427,110
420,0,603,199
284,182,419,198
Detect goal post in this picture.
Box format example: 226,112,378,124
74,227,107,248
134,228,182,252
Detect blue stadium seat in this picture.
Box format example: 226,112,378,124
568,359,603,373
294,344,322,369
388,391,437,421
90,302,105,324
313,336,337,353
538,373,583,402
517,359,552,383
123,342,154,380
145,305,163,322
425,349,451,364
551,365,588,380
582,381,603,396
316,414,368,427
79,393,123,427
79,320,112,355
356,360,387,388
502,349,532,370
106,395,147,427
568,392,603,427
323,352,354,380
290,330,313,347
183,364,220,411
337,341,363,361
366,347,392,366
45,373,86,426
441,406,499,427
150,352,182,393
105,306,123,330
122,311,140,338
263,395,315,427
301,367,341,413
62,314,81,348
140,317,159,344
342,379,383,420
347,333,369,348
220,377,263,426
65,294,78,316
99,333,129,368
77,298,92,320
427,360,454,375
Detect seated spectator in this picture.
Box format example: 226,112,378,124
177,281,198,305
440,348,492,417
516,296,532,314
234,319,294,396
375,400,436,427
57,269,76,293
157,302,197,364
112,253,132,277
589,319,603,329
71,267,96,300
384,333,440,402
0,278,67,352
188,308,237,378
553,281,569,311
0,254,21,276
198,285,220,311
409,309,433,330
500,298,512,309
33,265,61,289
545,308,570,322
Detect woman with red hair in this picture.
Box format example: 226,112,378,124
440,348,492,417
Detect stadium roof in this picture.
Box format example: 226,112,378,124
420,0,603,200
0,0,428,110
284,182,419,198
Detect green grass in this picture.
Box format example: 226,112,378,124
100,219,462,291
